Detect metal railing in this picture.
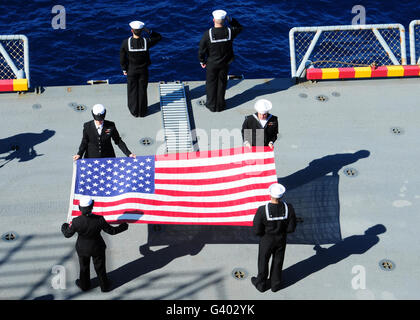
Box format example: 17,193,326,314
289,24,407,78
0,35,30,87
409,20,420,65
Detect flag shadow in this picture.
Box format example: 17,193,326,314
145,150,370,246
146,175,340,246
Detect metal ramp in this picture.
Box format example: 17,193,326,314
159,82,194,153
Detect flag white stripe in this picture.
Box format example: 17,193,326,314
154,175,275,192
155,151,274,168
73,188,270,203
154,163,276,180
90,213,255,223
72,199,267,214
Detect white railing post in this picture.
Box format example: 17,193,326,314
295,29,322,77
409,20,420,65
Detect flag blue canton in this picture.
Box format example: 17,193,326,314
75,156,155,197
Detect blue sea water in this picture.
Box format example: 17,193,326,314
0,0,419,87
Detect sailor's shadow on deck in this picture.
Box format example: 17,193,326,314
0,129,55,168
278,150,370,191
81,238,205,293
280,224,386,289
225,78,294,110
184,77,286,112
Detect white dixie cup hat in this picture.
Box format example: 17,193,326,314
268,183,286,199
129,20,145,30
254,99,272,114
212,9,227,20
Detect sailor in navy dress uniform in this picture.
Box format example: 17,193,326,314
72,104,136,160
61,196,129,292
251,183,297,292
198,10,242,112
241,99,278,148
120,20,162,117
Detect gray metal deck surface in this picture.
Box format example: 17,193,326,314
0,76,419,300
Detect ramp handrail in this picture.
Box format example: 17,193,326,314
289,24,407,78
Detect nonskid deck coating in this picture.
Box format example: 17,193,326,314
0,77,419,300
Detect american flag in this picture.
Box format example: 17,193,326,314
67,147,277,226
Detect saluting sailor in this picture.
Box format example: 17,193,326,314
251,183,297,293
120,20,162,117
241,99,278,149
72,104,136,160
198,10,242,112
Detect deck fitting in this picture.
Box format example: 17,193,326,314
1,232,18,242
232,268,248,280
379,259,396,271
74,104,86,112
316,94,328,102
298,93,308,98
331,91,340,97
343,167,358,177
140,137,154,146
32,103,42,110
196,99,206,106
390,127,404,135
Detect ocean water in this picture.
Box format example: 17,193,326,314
0,0,419,87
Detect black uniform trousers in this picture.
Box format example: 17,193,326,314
256,234,287,291
127,68,148,117
206,64,229,112
78,252,108,291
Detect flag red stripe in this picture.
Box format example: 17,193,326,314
155,169,277,185
107,219,254,226
155,157,274,174
155,146,272,161
71,208,258,218
73,194,269,209
154,182,276,197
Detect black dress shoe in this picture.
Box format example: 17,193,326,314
251,277,269,293
75,279,91,292
101,280,113,293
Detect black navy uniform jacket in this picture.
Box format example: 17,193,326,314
198,18,243,67
253,202,297,238
120,31,162,75
61,214,128,256
77,120,132,158
241,113,279,146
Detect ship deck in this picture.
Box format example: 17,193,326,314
0,76,419,300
